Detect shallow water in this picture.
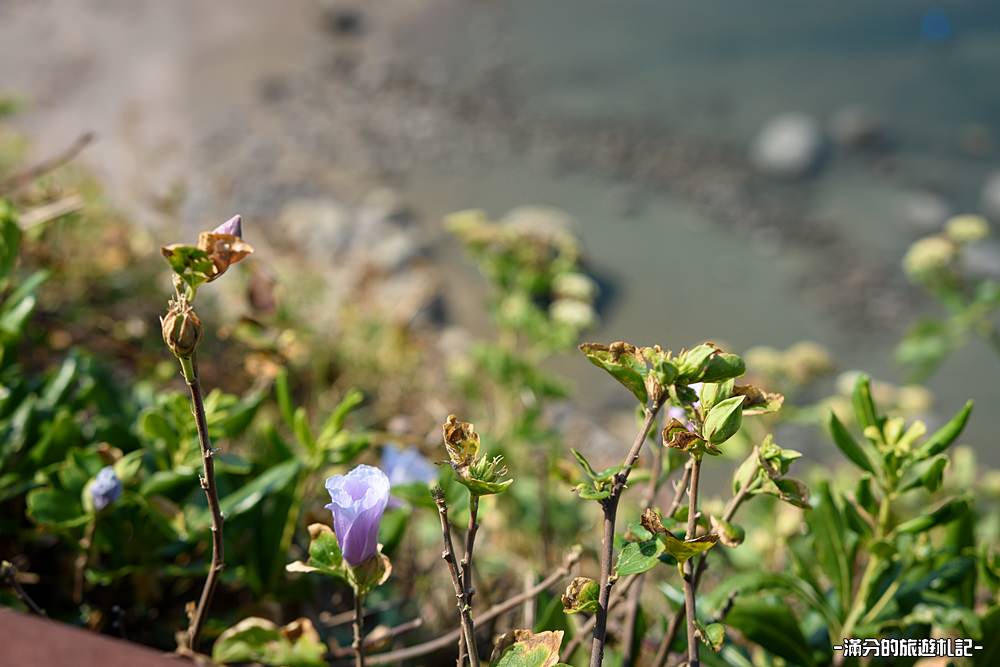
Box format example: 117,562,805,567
406,1,1000,463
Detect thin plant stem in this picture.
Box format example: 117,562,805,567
330,618,424,658
457,495,480,666
180,355,225,653
561,569,640,662
651,471,755,667
589,402,663,667
353,591,366,667
1,560,45,616
433,489,480,667
72,518,96,604
683,455,703,667
622,426,691,667
336,549,580,667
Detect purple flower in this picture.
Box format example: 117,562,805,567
212,214,243,238
381,444,437,487
91,466,122,511
324,465,391,566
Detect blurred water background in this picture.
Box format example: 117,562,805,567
3,0,999,460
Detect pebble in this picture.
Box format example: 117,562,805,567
750,112,826,178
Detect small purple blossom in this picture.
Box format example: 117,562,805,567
212,214,243,238
91,466,122,511
381,444,437,487
324,465,391,566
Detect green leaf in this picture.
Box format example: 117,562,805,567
699,380,734,412
26,488,87,527
212,617,326,667
561,577,600,614
571,449,619,481
579,342,648,404
724,599,817,667
828,411,876,473
286,523,346,580
697,622,726,652
703,396,745,445
615,539,665,576
915,400,972,460
659,530,719,564
976,605,1000,667
0,206,22,279
112,450,145,485
274,369,294,429
896,496,970,535
160,244,214,290
456,475,514,497
809,481,853,615
699,353,746,383
207,459,301,527
852,374,881,434
293,407,315,454
317,388,363,446
899,454,948,492
709,571,840,631
492,630,564,667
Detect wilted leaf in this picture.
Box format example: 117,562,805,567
579,341,648,404
492,630,564,667
561,577,600,614
442,414,480,470
734,384,784,415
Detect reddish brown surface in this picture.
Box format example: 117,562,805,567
0,608,185,667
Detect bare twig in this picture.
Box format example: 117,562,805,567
457,495,480,666
1,560,45,616
353,592,366,667
590,401,663,667
560,571,639,662
433,488,480,667
330,618,424,658
651,472,755,667
682,455,703,667
181,356,225,653
334,548,581,666
0,132,95,195
621,423,676,666
72,519,96,604
18,194,85,229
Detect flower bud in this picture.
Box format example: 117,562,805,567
944,213,989,244
903,235,956,279
90,466,122,511
161,299,202,359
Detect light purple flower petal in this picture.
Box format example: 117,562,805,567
91,466,122,511
212,214,243,238
324,465,391,566
382,444,437,487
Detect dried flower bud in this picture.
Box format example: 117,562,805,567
442,415,480,470
161,299,202,359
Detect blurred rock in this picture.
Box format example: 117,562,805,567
750,112,826,178
897,191,951,232
279,198,353,259
960,240,1000,281
277,193,437,325
981,171,1000,222
829,105,889,151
